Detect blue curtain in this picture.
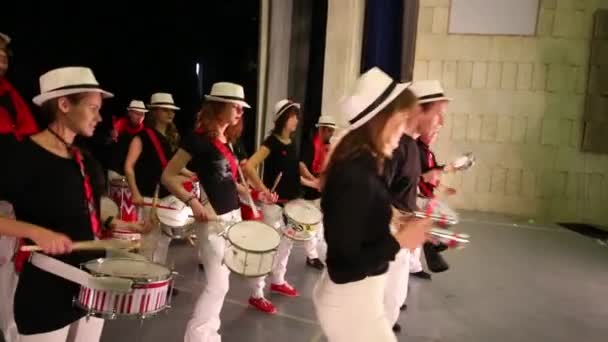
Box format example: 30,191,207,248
361,0,404,80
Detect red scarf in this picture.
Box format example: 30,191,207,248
0,78,38,140
311,133,327,175
418,142,438,198
113,116,143,136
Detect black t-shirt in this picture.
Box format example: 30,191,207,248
0,138,104,335
321,151,400,284
181,133,240,215
107,131,139,174
134,129,174,198
262,135,301,201
385,134,421,211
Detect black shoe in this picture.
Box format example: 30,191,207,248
400,304,407,311
435,242,449,253
170,287,179,296
423,241,449,273
410,270,432,280
306,257,325,270
392,323,402,334
198,263,205,271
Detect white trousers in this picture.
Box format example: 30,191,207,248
0,201,18,342
384,248,411,326
409,247,423,273
185,209,266,342
19,317,104,342
313,271,396,342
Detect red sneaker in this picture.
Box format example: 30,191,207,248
270,282,300,297
248,297,277,314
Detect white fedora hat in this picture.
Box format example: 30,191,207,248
205,82,251,108
409,80,452,104
339,67,411,130
127,99,148,113
316,115,337,128
274,99,300,120
32,66,113,106
149,92,180,110
0,32,11,45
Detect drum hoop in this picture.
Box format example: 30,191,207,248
224,263,273,278
109,178,129,187
82,258,173,283
158,216,195,228
74,301,170,320
281,228,315,241
226,221,281,253
284,201,323,225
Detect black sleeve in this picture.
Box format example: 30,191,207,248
262,135,277,152
180,133,210,158
324,164,400,269
387,142,416,211
418,143,429,173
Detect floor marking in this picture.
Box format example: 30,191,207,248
224,298,319,326
459,218,566,232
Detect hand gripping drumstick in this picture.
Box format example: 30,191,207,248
228,143,260,218
20,239,140,252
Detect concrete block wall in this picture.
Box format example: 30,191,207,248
415,0,608,224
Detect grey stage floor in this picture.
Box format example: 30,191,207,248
3,211,607,341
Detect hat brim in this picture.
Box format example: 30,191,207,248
418,96,452,104
275,103,301,120
204,95,251,109
148,104,180,110
346,82,411,131
316,122,336,128
33,88,114,106
127,107,149,113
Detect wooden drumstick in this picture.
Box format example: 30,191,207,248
229,143,260,218
20,239,140,252
270,172,282,193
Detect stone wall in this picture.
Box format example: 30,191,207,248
414,0,608,224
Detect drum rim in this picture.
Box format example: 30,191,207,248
284,200,323,225
224,262,273,278
74,301,170,320
226,221,281,253
158,215,195,228
281,226,316,241
81,258,173,283
109,177,129,186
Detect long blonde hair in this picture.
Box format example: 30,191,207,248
146,108,180,151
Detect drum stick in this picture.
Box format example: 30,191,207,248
229,143,260,218
270,172,282,193
20,239,139,252
139,202,179,210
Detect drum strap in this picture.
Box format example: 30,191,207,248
145,128,169,168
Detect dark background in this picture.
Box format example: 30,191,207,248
1,0,261,160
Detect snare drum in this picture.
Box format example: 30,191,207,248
101,196,142,241
224,221,281,277
416,197,459,228
282,200,323,241
109,177,139,222
260,202,283,229
76,258,173,319
157,206,195,239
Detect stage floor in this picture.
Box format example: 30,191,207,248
4,211,607,341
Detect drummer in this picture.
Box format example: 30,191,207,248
107,99,147,181
244,99,319,298
161,82,279,342
0,66,112,341
313,67,430,342
299,114,338,270
124,92,195,264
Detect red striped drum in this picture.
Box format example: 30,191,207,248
75,258,174,319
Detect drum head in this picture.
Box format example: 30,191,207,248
157,206,194,227
100,196,119,219
83,258,171,281
284,199,322,225
227,221,281,252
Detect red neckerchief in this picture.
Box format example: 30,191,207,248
311,133,328,175
418,140,437,198
113,117,143,136
14,133,101,272
0,78,38,140
210,138,238,181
